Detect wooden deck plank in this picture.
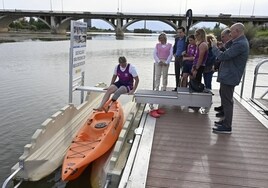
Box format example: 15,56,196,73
147,177,246,188
149,156,268,179
146,93,268,188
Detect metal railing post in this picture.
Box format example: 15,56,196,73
152,63,155,90
240,69,246,98
80,71,85,104
251,59,268,99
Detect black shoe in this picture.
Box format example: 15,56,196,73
212,125,232,134
188,106,200,112
172,88,177,92
216,111,224,117
214,120,224,126
214,105,223,112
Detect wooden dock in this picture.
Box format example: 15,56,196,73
121,91,268,188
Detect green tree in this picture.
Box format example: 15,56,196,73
34,19,50,30
244,22,257,41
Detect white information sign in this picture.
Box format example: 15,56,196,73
69,20,87,103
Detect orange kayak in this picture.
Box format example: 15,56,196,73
61,100,124,181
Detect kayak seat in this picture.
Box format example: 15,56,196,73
95,122,107,129
94,112,114,121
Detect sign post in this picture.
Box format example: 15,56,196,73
68,20,87,103
185,9,193,35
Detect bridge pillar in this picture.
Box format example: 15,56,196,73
54,28,67,34
115,18,124,39
115,27,124,39
180,20,187,29
49,16,66,34
50,16,57,34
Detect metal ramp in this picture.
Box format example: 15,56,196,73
134,88,212,108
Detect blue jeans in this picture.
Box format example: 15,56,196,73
203,71,214,89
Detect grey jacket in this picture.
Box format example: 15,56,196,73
212,35,249,86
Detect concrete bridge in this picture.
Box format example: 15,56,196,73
0,10,268,38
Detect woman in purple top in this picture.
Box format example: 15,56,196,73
94,56,139,111
191,28,208,83
181,35,196,87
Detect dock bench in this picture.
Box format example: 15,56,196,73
134,88,212,108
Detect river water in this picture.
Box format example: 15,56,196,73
0,33,268,186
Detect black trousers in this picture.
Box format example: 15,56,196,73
195,66,205,83
174,56,183,87
221,83,235,128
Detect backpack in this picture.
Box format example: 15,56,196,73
189,79,205,92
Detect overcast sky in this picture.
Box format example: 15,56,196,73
2,0,267,30
2,0,268,16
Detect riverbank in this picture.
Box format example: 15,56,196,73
0,32,69,43
1,32,267,54
250,37,268,53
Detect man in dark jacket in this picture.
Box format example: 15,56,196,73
214,28,232,117
172,26,187,91
211,23,249,134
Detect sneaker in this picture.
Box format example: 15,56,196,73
214,105,223,112
156,108,165,114
216,111,224,117
212,125,232,134
149,110,160,118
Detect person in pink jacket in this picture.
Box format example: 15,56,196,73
153,32,173,91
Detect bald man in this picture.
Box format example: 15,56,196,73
211,23,249,134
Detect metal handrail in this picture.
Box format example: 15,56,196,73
251,59,268,99
2,166,23,188
239,69,246,98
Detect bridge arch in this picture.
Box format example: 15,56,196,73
36,17,51,29
122,19,177,31
0,15,59,32
55,17,73,34
98,18,117,30
0,15,21,32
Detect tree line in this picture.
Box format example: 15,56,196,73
8,17,268,42
9,17,50,31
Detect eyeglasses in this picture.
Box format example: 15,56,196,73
195,32,200,36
